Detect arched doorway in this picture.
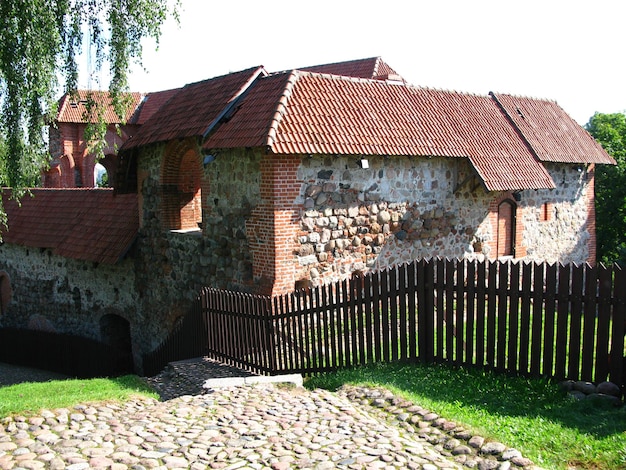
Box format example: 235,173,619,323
93,154,118,187
497,199,516,258
99,314,133,373
0,271,12,316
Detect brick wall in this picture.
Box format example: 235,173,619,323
484,192,526,259
160,140,202,230
43,122,136,189
585,165,597,264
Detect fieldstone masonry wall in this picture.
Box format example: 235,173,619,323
0,150,596,368
132,144,262,355
293,156,594,288
0,244,137,340
518,163,594,264
294,156,488,286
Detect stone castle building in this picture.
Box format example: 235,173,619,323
0,58,615,371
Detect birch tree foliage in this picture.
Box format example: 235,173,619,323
0,0,179,189
586,112,626,264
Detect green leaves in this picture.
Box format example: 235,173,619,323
0,0,180,189
586,112,626,265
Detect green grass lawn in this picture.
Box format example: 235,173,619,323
0,375,158,417
305,362,626,470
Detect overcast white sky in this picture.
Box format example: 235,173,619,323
91,0,626,125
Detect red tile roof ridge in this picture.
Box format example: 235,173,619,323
413,84,494,98
303,56,381,68
265,70,300,150
290,69,411,90
489,90,559,103
296,56,407,83
407,85,560,104
180,66,267,90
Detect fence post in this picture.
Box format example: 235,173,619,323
417,259,435,363
496,261,509,371
542,263,557,378
507,261,521,373
581,263,598,381
530,262,545,376
594,264,613,383
610,265,626,388
259,295,273,374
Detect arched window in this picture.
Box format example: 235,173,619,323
94,163,108,187
87,153,118,188
497,199,516,257
161,141,203,231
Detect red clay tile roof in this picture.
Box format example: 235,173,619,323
491,93,616,165
299,57,405,82
56,90,144,124
122,67,267,149
201,72,296,150
91,57,610,191
205,71,555,191
1,189,138,264
133,88,180,125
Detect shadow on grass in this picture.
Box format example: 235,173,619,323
305,361,626,438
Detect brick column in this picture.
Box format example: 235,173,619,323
247,154,302,295
585,164,597,265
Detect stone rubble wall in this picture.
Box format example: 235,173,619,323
0,150,595,365
0,244,137,340
294,156,592,288
133,145,262,355
519,162,593,264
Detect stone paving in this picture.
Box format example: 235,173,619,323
0,359,541,469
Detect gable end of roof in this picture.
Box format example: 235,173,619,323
265,71,300,150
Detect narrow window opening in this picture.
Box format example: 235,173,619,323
497,199,516,258
540,202,551,222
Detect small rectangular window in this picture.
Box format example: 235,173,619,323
541,203,552,222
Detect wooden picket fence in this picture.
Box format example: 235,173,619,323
146,258,626,388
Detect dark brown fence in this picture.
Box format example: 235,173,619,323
142,304,209,377
0,328,133,378
199,258,626,389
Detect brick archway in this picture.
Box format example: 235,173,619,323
497,199,516,257
486,192,526,259
161,140,203,230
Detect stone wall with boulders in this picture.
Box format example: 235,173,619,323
295,155,487,286
560,380,623,406
133,144,262,356
0,150,597,368
516,163,594,265
293,156,593,288
0,244,137,341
